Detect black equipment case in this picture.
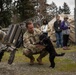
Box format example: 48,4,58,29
4,24,23,46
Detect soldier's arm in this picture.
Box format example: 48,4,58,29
23,30,44,50
23,33,36,49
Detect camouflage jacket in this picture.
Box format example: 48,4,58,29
0,30,7,52
23,28,43,53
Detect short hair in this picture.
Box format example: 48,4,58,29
64,16,68,19
26,21,33,28
43,19,48,25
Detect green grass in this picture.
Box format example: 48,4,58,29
1,45,76,72
58,63,76,72
55,58,76,71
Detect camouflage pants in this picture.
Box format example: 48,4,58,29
0,45,16,64
23,48,48,60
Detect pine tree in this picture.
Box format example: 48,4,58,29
63,2,70,14
58,6,63,14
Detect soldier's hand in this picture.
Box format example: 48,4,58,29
36,44,45,49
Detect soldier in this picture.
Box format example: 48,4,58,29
0,27,16,64
0,27,7,62
23,21,48,65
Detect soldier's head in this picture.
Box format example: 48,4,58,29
26,21,34,34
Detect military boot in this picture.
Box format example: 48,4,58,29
37,58,43,65
29,58,35,65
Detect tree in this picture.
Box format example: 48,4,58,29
63,2,70,14
58,6,63,14
0,0,12,27
15,0,36,21
51,2,58,16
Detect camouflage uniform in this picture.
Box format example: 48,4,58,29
0,30,16,64
0,30,7,62
23,28,48,60
0,30,7,52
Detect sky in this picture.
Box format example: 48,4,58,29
47,0,75,15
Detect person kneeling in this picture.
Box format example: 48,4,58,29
23,21,48,65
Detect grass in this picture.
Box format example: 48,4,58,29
1,45,76,72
